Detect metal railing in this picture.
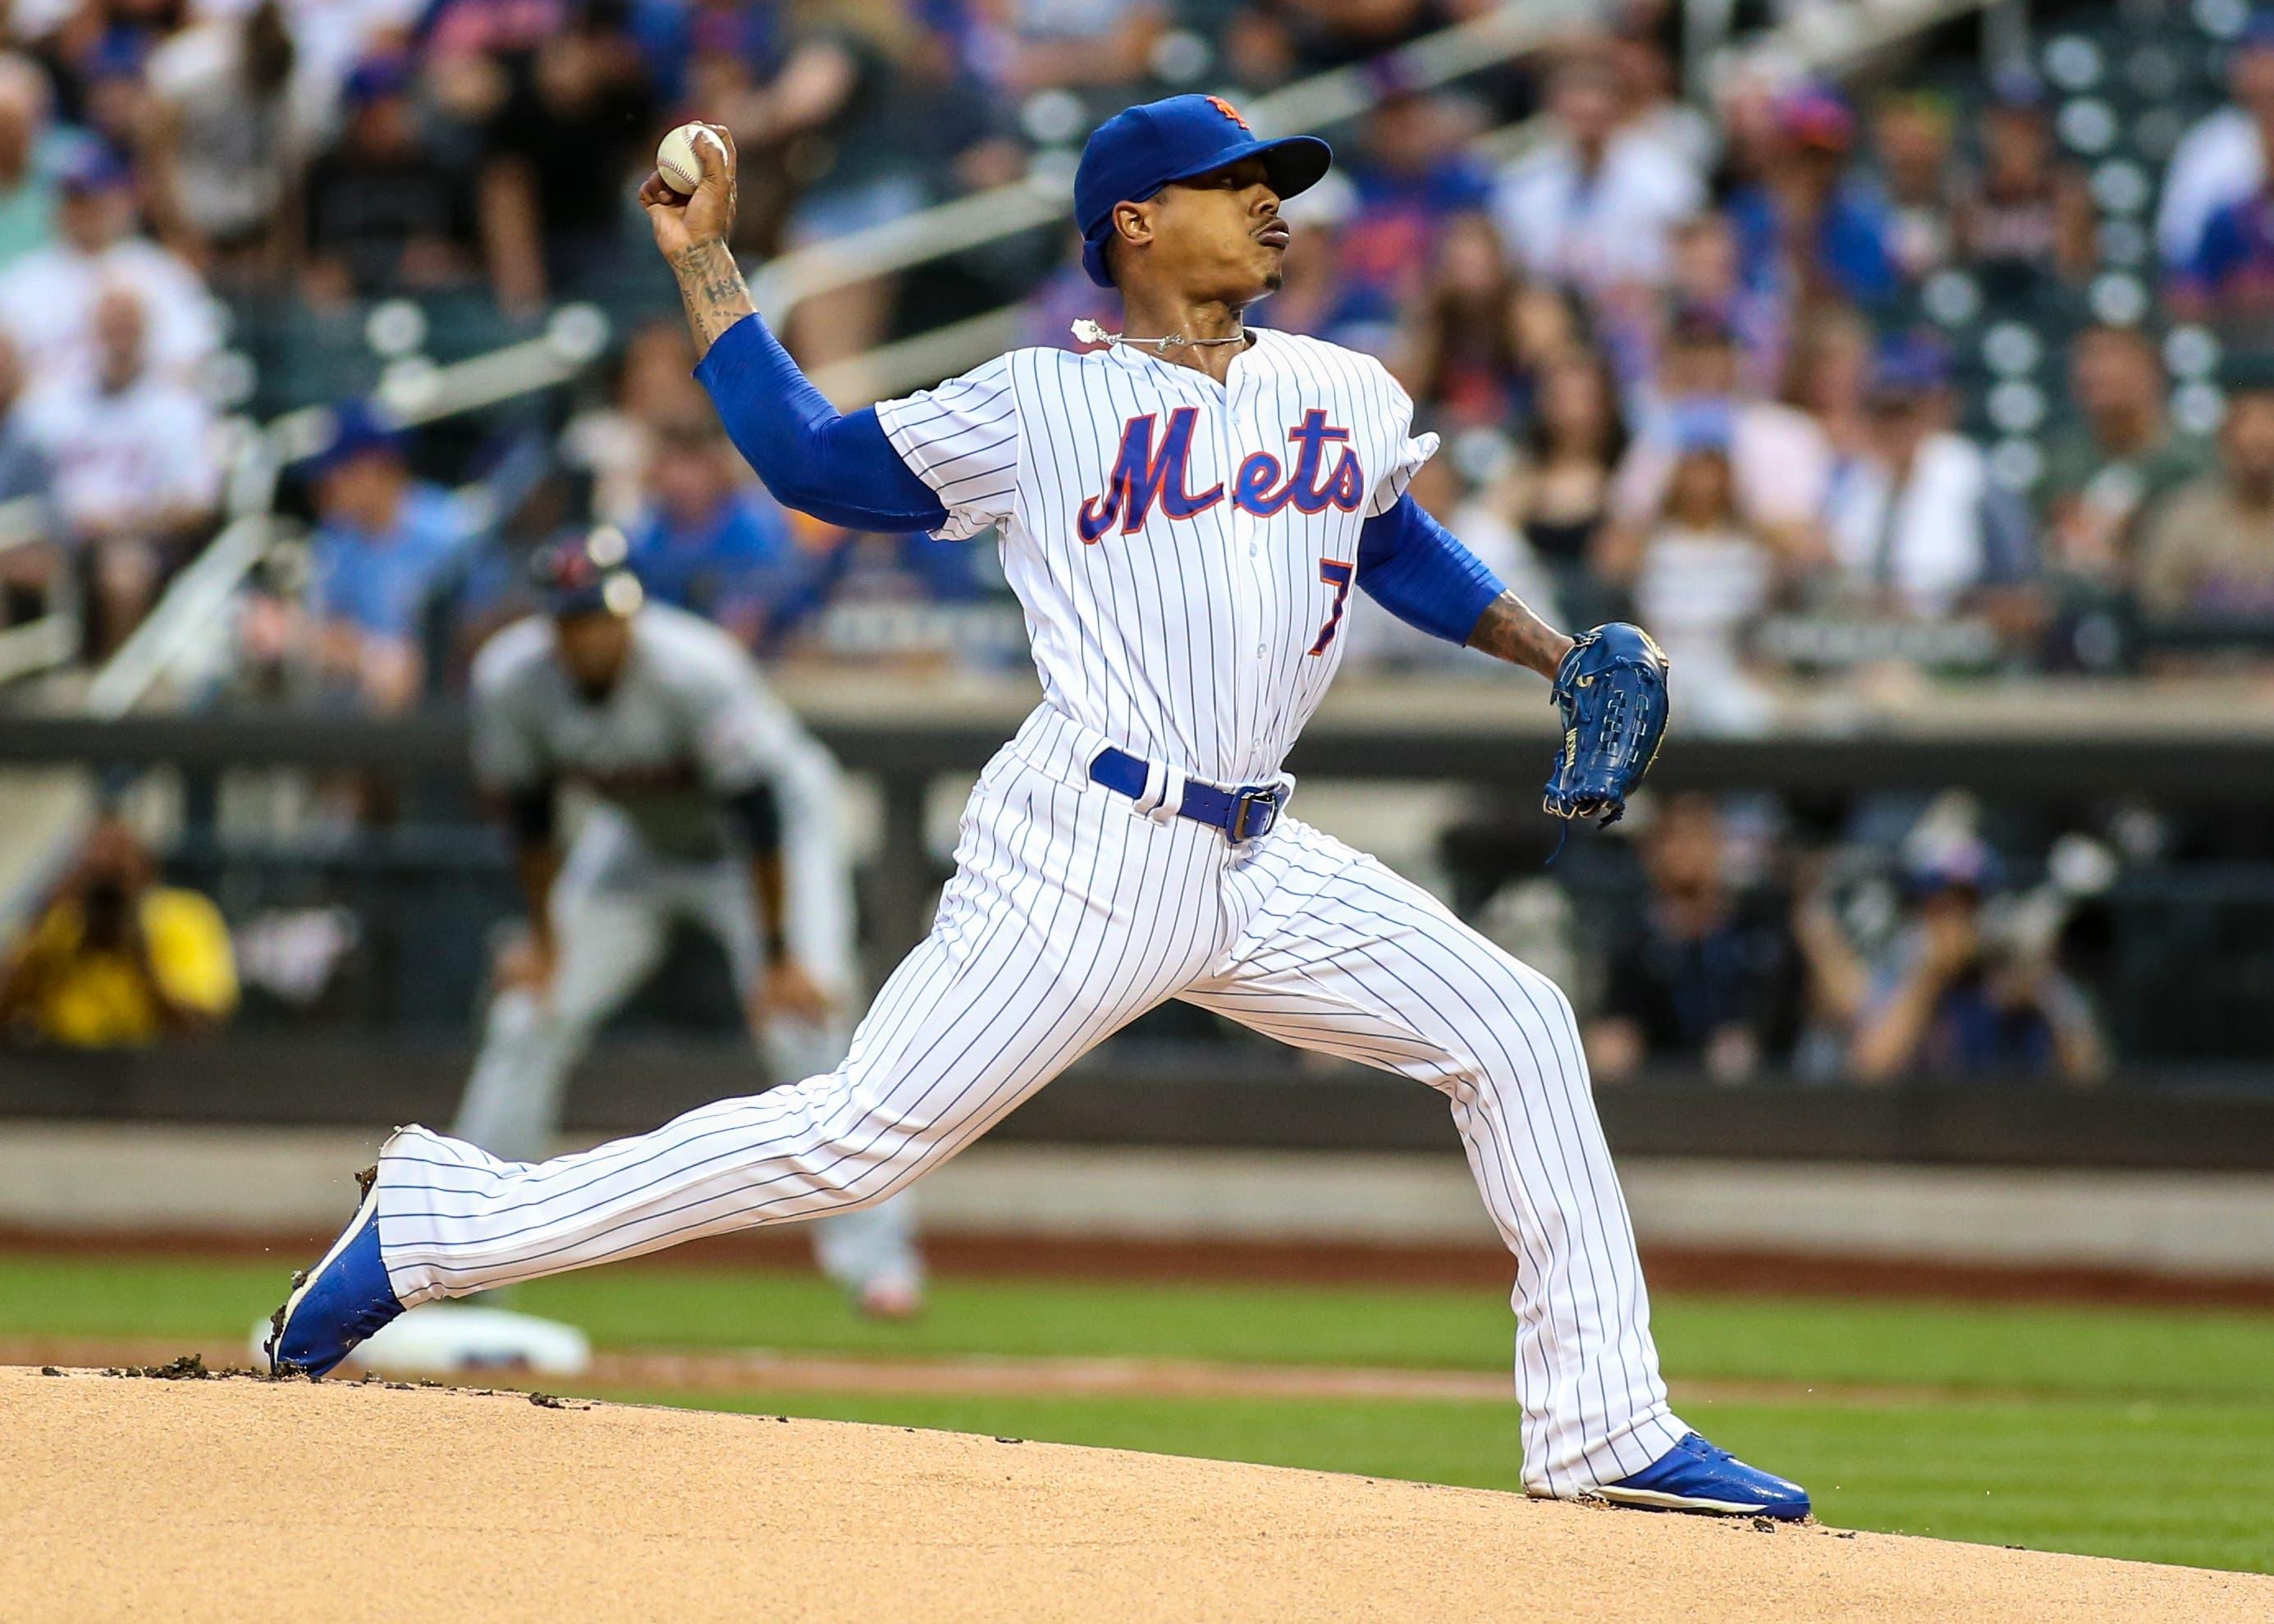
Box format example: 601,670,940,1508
760,0,1996,333
68,0,2000,716
74,3,1596,713
812,0,2006,403
0,496,70,686
0,0,2014,951
748,0,1595,323
82,308,614,721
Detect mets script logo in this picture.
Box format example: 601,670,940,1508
1207,96,1250,131
1078,409,1363,541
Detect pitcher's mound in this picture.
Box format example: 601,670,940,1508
2,1366,2261,1622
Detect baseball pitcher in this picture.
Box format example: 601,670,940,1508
272,97,1805,1517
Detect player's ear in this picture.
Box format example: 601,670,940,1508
1112,199,1154,253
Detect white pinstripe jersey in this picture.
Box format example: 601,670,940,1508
873,329,1437,786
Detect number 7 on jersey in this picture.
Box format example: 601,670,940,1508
1308,559,1355,656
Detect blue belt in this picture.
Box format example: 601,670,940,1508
1088,748,1285,844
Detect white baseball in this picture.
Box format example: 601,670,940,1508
655,123,711,196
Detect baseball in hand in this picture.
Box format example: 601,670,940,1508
655,123,711,196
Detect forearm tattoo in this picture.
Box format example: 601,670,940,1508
671,237,756,355
1466,590,1575,682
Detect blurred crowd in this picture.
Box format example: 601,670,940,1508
1558,790,2112,1088
1219,15,2274,722
11,3,2274,1077
0,2,2267,704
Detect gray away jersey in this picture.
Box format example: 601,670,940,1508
470,602,810,862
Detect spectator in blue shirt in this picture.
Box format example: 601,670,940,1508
1727,85,1899,312
1327,85,1496,345
626,415,819,653
1847,836,2106,1085
305,402,473,713
2172,176,2274,323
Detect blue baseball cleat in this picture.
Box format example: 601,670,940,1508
1597,1432,1812,1519
264,1166,405,1379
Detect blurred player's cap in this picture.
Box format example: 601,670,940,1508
1075,94,1333,288
1986,66,2048,111
1777,83,1855,150
1666,398,1736,453
690,7,768,60
2241,12,2274,52
80,30,148,85
1877,87,1953,124
305,399,406,473
532,527,644,620
343,53,414,108
57,144,131,196
1867,332,1951,403
1905,832,2003,899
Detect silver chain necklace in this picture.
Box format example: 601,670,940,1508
1071,318,1247,352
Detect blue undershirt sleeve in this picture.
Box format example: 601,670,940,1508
1354,492,1507,646
693,313,950,533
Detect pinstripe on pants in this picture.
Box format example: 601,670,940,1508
374,706,1686,1494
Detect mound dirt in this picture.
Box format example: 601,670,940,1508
2,1366,2263,1622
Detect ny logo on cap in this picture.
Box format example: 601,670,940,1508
1206,96,1250,131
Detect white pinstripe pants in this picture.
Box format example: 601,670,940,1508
375,707,1686,1494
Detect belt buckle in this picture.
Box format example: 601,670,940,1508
1229,787,1279,844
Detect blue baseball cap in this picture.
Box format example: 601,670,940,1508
531,526,644,620
1905,833,2003,899
343,53,414,108
1868,332,1951,402
304,399,407,475
1074,94,1332,289
1986,65,2047,110
57,144,132,197
1667,399,1736,454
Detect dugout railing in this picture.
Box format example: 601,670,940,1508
9,666,2272,947
0,0,2014,926
7,672,2274,1083
71,0,2008,719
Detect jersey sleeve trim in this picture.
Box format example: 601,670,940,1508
873,355,1023,542
1362,357,1439,519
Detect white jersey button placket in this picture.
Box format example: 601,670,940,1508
1215,367,1266,762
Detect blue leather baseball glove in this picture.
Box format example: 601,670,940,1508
1543,623,1670,827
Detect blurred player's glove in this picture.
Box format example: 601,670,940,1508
1543,623,1669,827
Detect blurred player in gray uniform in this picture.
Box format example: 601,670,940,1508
455,528,923,1315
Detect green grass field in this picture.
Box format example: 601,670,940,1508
4,1251,2268,1574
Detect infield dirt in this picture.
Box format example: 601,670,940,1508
3,1365,2265,1622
